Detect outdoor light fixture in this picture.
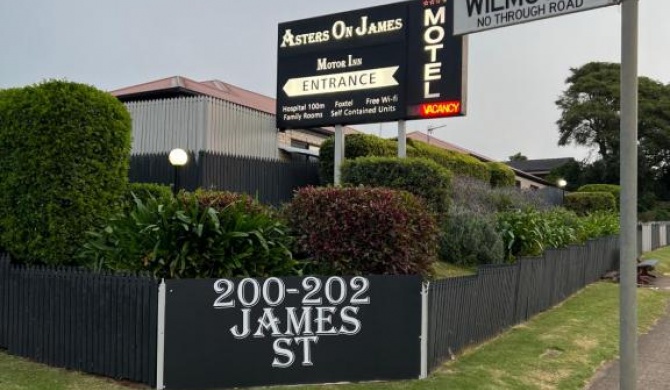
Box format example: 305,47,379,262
557,179,568,205
168,148,188,196
169,148,188,167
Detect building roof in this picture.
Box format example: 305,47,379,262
506,158,575,174
404,131,554,186
406,131,494,162
109,76,360,136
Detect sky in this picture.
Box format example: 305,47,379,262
1,0,668,162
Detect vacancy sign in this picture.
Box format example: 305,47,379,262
454,0,620,35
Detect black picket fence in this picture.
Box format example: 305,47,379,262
130,151,321,205
0,254,158,386
427,236,620,372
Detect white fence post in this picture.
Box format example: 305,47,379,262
420,282,430,379
156,280,166,390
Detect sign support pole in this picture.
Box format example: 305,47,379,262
620,0,639,388
334,124,345,185
398,120,407,158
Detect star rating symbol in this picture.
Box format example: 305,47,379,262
423,0,447,7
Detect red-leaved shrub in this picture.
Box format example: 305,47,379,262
285,187,438,277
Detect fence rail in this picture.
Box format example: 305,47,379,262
0,255,158,386
129,151,320,205
427,236,619,372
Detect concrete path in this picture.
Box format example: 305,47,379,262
586,277,670,390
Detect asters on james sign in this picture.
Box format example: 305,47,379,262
163,276,421,390
276,0,467,129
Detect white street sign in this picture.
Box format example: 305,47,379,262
454,0,620,35
282,66,399,97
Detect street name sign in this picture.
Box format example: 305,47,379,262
276,0,467,129
454,0,621,35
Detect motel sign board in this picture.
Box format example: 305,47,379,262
276,0,467,129
454,0,620,35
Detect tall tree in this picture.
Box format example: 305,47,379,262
555,62,670,202
508,152,528,161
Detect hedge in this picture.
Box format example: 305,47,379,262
439,207,504,266
125,183,173,207
564,192,616,215
319,134,397,183
487,162,516,187
577,184,621,205
0,80,132,265
285,187,438,277
407,140,491,183
342,156,452,214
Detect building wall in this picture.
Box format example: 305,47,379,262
515,175,547,190
125,96,278,159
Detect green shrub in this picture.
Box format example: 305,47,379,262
439,208,504,266
285,187,438,277
319,134,397,183
497,209,548,259
577,211,620,240
125,183,172,207
407,140,491,182
564,192,616,215
0,80,131,265
80,194,296,278
578,184,621,205
342,157,452,214
487,162,516,187
191,189,268,215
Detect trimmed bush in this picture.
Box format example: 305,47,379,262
0,80,132,265
564,192,616,215
578,184,621,205
320,134,397,183
80,193,297,278
439,208,504,266
342,157,452,214
407,140,491,183
191,189,268,215
285,187,438,277
487,162,516,187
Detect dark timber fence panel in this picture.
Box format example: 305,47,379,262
129,151,321,205
428,236,620,372
0,254,158,386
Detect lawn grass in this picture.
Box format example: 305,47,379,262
0,352,142,390
432,261,475,278
642,246,670,275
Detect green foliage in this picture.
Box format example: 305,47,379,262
555,61,670,209
564,192,616,215
439,208,504,267
577,184,621,204
191,189,267,215
319,133,492,184
125,183,172,208
487,162,516,187
496,208,619,260
80,193,297,278
342,156,452,214
407,140,491,182
285,186,438,277
319,134,397,183
0,80,132,265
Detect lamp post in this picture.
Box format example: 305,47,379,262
168,148,188,197
557,179,567,205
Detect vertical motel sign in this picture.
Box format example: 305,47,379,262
276,0,468,129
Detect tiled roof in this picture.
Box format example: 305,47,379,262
405,131,494,162
109,76,360,135
506,158,575,173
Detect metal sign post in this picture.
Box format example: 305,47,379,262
398,120,407,158
620,0,639,388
